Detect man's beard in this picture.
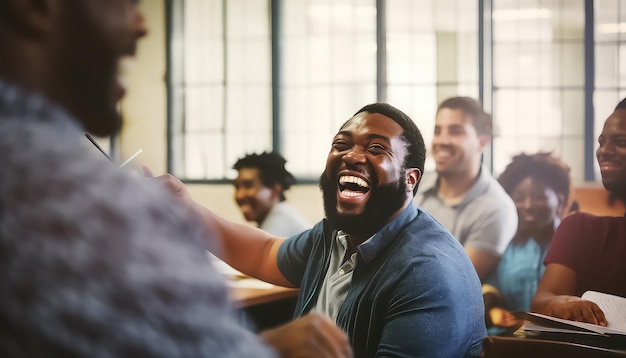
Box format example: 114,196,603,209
319,171,408,237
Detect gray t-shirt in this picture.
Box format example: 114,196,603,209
313,231,359,321
415,168,517,256
260,201,310,237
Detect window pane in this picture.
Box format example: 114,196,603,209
167,0,605,185
387,0,479,176
170,0,271,179
492,0,585,182
281,0,377,178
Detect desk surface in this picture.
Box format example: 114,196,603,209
483,335,626,357
231,283,299,308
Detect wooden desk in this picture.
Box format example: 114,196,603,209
483,335,626,358
483,324,626,358
229,279,299,330
231,283,299,308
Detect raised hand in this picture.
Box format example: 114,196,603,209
142,165,194,205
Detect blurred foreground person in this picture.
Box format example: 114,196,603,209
0,1,347,357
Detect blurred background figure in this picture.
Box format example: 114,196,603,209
484,152,571,333
416,96,517,282
233,151,310,237
531,98,626,325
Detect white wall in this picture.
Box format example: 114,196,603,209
119,0,324,226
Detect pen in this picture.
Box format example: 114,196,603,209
119,149,143,168
84,133,112,161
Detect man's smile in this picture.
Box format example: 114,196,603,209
338,175,371,197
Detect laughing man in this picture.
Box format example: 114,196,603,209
154,103,487,357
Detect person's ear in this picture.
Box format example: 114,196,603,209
405,168,421,193
4,0,58,37
270,183,283,200
478,134,492,151
556,193,567,218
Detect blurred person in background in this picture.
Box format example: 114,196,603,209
483,152,571,333
233,151,310,237
416,96,517,281
532,98,626,326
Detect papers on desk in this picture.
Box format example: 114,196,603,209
515,291,626,338
582,291,626,333
207,252,275,289
228,277,274,289
517,312,626,337
208,253,246,278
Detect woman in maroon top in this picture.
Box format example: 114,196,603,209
531,98,626,327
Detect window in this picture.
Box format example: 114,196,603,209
386,0,479,172
169,0,477,180
169,0,272,180
168,0,624,184
281,0,378,178
491,0,586,181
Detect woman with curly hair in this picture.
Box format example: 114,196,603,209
484,152,571,332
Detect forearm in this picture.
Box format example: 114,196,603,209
531,291,581,314
189,201,292,287
531,264,579,315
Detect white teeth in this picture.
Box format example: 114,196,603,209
342,190,364,197
338,175,370,189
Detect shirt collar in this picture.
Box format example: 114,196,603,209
355,201,419,264
462,166,490,203
422,166,490,207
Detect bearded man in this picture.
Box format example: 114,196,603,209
155,103,487,357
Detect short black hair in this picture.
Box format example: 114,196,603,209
349,102,426,195
437,97,493,136
498,152,571,205
233,151,296,201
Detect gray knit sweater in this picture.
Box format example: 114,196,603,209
0,82,275,357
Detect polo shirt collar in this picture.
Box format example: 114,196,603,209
423,166,490,207
355,201,419,264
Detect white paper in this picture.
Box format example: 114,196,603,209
524,312,626,336
582,290,626,333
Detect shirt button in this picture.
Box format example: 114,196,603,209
339,269,345,275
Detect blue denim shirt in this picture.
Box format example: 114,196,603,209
278,202,486,357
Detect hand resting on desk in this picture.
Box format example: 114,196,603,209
259,312,353,358
532,262,608,327
545,298,607,326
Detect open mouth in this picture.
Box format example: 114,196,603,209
338,175,371,197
